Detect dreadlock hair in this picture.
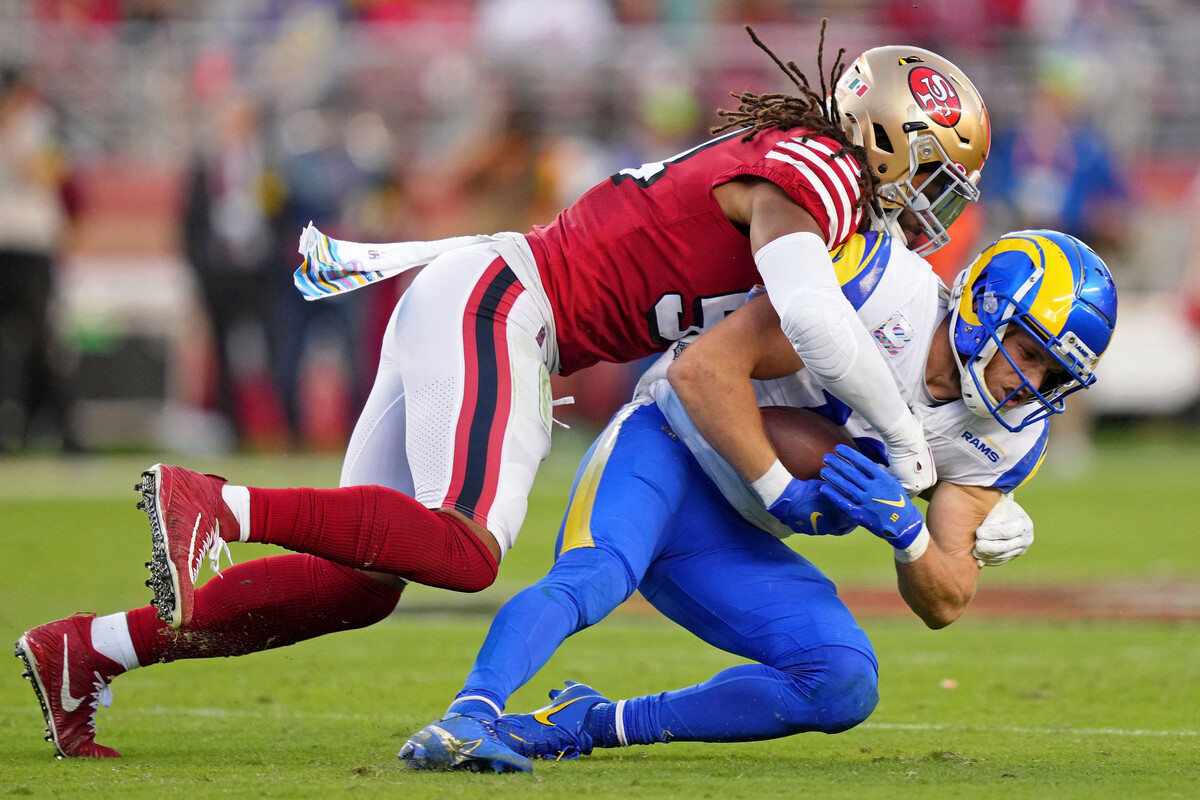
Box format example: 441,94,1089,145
712,19,879,214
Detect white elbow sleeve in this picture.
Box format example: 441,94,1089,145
754,232,837,309
754,231,909,433
756,232,859,380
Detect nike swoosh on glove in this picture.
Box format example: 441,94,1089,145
818,444,925,549
766,477,857,537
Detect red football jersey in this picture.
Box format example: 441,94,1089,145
526,126,866,375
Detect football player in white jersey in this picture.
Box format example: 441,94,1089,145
397,230,1117,772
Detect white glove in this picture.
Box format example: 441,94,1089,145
880,413,937,495
973,493,1034,567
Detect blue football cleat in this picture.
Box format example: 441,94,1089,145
398,714,533,774
494,681,609,760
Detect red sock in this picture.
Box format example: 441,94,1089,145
127,554,400,665
246,486,498,592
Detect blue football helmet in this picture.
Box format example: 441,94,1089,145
949,230,1118,432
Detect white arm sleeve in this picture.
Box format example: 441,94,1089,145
756,232,910,431
755,231,936,494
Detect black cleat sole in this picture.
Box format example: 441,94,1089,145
15,638,67,759
136,467,179,627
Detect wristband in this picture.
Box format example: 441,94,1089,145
893,525,931,563
751,459,793,507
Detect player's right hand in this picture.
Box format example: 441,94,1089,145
818,445,925,550
973,493,1034,566
880,413,936,495
766,478,856,537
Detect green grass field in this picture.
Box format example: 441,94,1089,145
2,425,1199,798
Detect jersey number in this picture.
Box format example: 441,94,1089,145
648,291,746,344
612,130,740,188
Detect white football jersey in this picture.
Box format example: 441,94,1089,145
641,231,1050,538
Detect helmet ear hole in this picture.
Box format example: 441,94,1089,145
872,123,894,154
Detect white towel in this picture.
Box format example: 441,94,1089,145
293,222,496,300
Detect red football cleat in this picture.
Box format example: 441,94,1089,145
15,614,124,759
136,463,239,629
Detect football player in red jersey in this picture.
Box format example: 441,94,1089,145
16,23,990,759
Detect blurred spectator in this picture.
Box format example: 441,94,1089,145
0,65,80,453
350,153,423,392
31,0,122,30
983,59,1134,474
475,0,618,62
882,0,1023,50
984,61,1132,260
181,91,287,448
351,0,476,25
274,101,373,449
710,0,801,25
450,103,549,233
616,0,717,26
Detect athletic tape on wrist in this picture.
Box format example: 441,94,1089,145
751,459,793,507
893,525,931,563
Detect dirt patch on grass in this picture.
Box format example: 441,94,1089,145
617,581,1200,622
407,581,1200,622
844,581,1200,622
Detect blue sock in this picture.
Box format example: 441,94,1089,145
447,689,506,721
583,702,623,747
583,697,667,746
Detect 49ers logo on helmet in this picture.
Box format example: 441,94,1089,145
908,67,961,127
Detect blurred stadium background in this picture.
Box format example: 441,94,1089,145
4,5,1200,790
2,0,1199,459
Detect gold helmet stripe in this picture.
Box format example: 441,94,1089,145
955,233,1075,336
1019,233,1076,337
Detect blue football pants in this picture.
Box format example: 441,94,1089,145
457,400,879,742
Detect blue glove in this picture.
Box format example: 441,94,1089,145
818,445,924,549
766,477,857,537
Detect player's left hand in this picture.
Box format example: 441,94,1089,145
818,445,924,549
973,493,1034,566
766,477,857,537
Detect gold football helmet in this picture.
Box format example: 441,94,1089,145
834,45,990,256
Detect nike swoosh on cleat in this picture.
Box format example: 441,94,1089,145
60,634,86,713
533,697,587,726
189,513,203,581
872,496,908,507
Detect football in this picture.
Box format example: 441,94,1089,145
760,406,856,480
